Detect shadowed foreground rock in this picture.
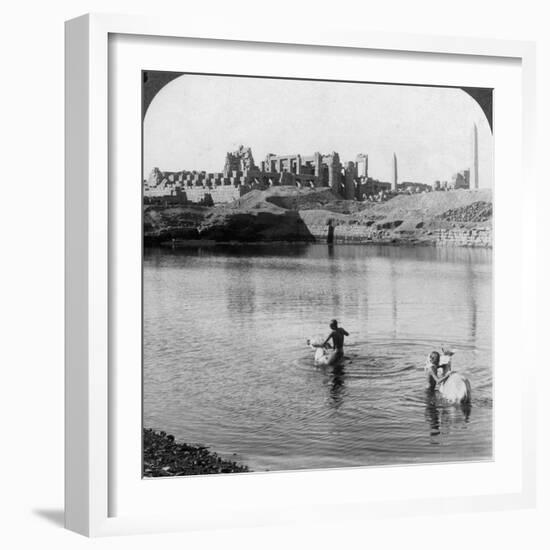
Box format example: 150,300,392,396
143,429,249,476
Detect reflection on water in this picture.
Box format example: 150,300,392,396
328,364,346,410
424,390,472,441
144,244,493,471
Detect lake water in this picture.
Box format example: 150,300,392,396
143,244,493,472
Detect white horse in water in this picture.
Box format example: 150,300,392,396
426,349,471,404
439,371,472,403
306,338,344,366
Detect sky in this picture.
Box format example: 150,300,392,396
143,74,493,188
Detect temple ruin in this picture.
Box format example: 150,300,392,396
144,146,402,205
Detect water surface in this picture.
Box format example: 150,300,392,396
143,244,492,471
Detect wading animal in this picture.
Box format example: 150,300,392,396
306,338,344,367
438,371,472,403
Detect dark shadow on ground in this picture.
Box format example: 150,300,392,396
33,508,64,527
201,210,317,242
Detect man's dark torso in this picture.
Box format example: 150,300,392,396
330,328,347,351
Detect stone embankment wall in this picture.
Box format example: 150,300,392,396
430,227,492,247
299,219,492,247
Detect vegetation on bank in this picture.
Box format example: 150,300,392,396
143,428,249,477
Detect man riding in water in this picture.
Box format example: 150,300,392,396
323,319,349,364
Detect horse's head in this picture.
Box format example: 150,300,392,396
307,337,327,349
441,344,456,356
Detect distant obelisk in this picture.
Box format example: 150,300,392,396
392,153,398,192
472,123,479,189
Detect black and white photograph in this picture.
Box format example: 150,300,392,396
142,71,493,477
3,0,547,545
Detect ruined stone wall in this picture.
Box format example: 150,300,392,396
430,227,492,247
297,216,492,247
181,186,241,204
145,184,251,205
355,179,392,200
181,182,268,204
224,146,257,176
145,164,276,204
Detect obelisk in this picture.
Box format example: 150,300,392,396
392,153,398,192
472,123,479,189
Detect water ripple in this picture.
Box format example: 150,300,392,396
144,244,493,472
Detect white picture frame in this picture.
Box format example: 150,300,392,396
65,13,537,537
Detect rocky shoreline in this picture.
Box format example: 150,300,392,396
144,188,493,248
143,429,249,476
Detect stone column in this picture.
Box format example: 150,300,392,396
314,152,321,177
328,153,342,195
392,153,398,192
344,162,356,200
356,154,368,178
